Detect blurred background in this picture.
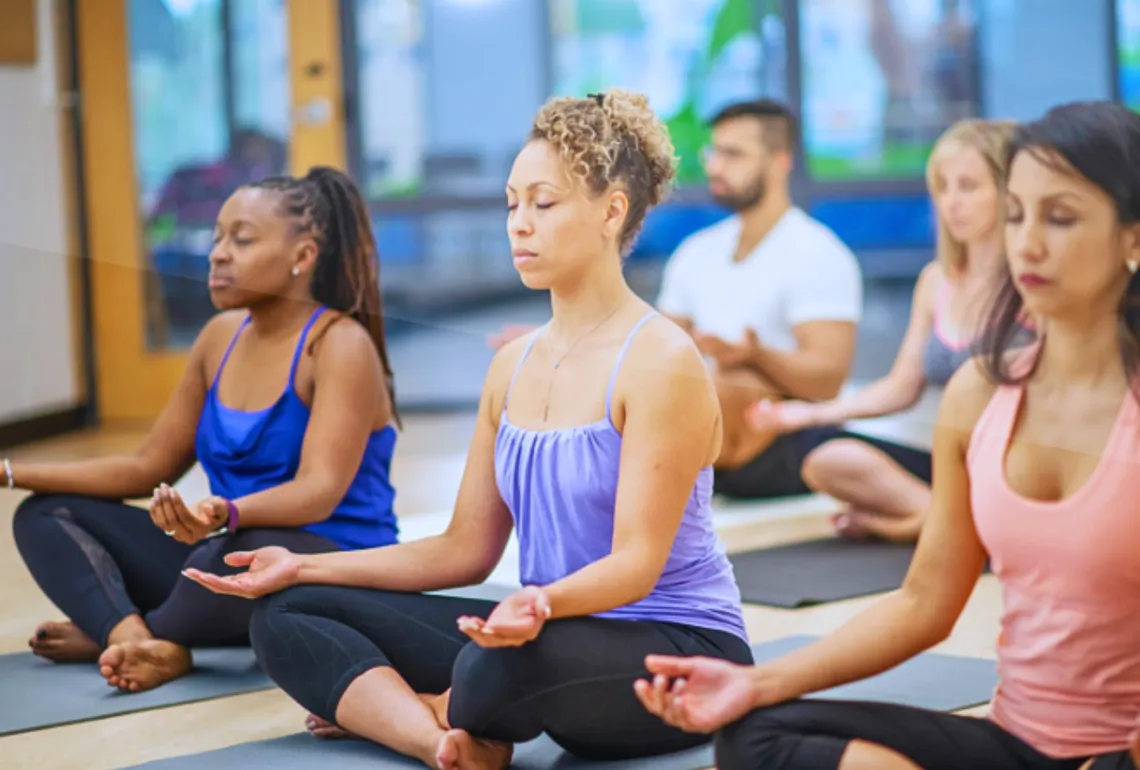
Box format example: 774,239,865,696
0,0,1135,438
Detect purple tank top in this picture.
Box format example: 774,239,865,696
494,311,748,640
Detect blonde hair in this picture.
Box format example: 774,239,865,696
529,88,677,252
926,118,1017,274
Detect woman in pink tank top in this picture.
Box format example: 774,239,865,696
636,100,1140,770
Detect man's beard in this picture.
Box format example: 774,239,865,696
709,175,767,212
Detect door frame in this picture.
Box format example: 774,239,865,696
75,0,348,424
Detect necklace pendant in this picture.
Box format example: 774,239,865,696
552,360,560,369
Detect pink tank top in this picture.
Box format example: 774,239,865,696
968,376,1140,758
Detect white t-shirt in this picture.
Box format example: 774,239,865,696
656,208,863,352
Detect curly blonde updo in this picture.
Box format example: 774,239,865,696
530,88,678,252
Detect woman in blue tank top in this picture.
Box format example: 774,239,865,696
7,167,400,693
186,89,752,770
748,118,1031,543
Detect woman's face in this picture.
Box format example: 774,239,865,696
208,187,314,309
1004,148,1137,320
505,140,625,290
933,145,1000,246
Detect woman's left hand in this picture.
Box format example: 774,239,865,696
456,586,551,648
149,484,228,545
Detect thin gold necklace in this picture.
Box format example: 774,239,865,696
543,297,629,422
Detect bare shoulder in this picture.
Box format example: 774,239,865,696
312,313,383,365
913,261,945,309
938,355,999,437
620,314,715,406
482,326,543,417
195,310,247,351
191,310,248,377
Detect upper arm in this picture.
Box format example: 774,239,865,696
294,318,390,505
789,319,858,388
900,359,993,636
883,262,942,392
785,237,863,327
611,324,720,582
442,338,520,574
134,313,237,484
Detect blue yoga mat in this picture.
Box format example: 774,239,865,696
127,635,997,769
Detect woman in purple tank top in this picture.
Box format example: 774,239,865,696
7,167,399,693
187,89,752,770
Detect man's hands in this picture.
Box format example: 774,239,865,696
694,329,761,370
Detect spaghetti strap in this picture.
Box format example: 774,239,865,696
503,330,543,410
605,311,659,423
287,306,328,390
211,315,252,387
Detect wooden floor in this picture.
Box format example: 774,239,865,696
0,416,1001,769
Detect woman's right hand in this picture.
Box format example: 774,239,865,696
635,656,775,734
747,399,823,434
182,546,301,599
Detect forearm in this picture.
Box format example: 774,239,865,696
814,375,925,425
3,456,168,500
748,346,847,402
757,588,946,703
232,477,349,529
294,534,493,593
541,551,654,619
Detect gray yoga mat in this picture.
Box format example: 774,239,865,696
728,537,919,607
128,635,997,770
0,647,272,737
0,585,513,737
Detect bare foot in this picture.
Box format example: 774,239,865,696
98,639,192,692
436,729,513,770
832,508,922,543
29,621,101,663
306,714,355,740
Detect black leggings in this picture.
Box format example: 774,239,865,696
12,494,339,648
714,698,1135,770
713,427,932,499
251,585,754,760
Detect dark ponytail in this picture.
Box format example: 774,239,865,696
248,166,400,428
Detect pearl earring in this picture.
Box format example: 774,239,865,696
1128,260,1138,275
292,267,301,277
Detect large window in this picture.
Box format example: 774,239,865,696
346,0,788,312
1119,0,1140,110
129,0,290,349
550,0,787,185
799,0,977,181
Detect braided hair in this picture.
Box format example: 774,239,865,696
247,166,399,427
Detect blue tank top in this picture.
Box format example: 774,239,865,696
194,307,399,550
494,311,748,641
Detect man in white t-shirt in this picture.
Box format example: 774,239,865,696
488,99,862,499
659,99,863,499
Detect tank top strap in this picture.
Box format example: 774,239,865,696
211,315,252,388
287,306,328,389
605,311,659,422
503,329,544,410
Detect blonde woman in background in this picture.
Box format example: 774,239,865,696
749,118,1031,542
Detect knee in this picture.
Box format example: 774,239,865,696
448,641,542,730
248,586,302,654
12,494,68,549
714,709,782,770
800,439,873,492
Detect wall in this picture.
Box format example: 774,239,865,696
0,0,81,425
979,0,1113,121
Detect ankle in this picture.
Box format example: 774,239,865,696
106,615,153,646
